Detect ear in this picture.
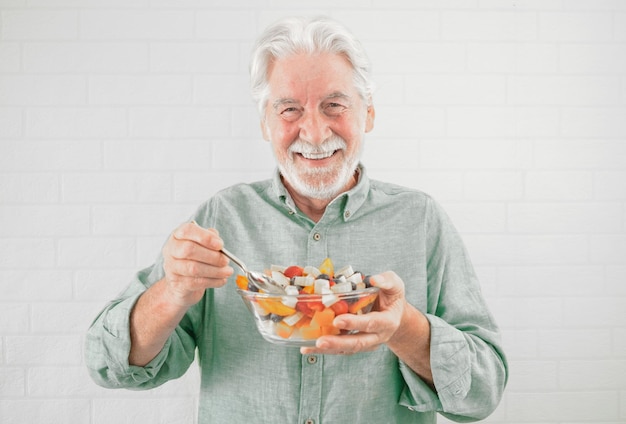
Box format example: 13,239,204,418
261,120,270,141
364,104,375,133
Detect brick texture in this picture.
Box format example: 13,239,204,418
1,2,625,424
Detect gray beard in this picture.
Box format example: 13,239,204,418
278,137,362,200
278,158,359,200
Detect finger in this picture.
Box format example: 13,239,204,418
174,222,224,251
166,257,233,280
170,273,230,290
168,238,229,268
333,311,386,335
369,272,402,294
301,332,382,355
167,223,230,269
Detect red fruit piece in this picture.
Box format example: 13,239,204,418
330,300,349,315
283,265,304,278
308,301,325,312
296,301,314,317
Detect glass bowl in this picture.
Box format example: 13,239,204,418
237,287,380,347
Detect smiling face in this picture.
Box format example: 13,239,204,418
262,52,375,200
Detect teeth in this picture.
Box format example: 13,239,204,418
301,151,334,160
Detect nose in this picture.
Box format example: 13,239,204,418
298,111,332,144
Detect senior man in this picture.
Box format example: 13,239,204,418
86,16,508,424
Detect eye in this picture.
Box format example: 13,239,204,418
324,102,347,116
279,106,302,121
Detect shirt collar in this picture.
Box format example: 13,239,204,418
271,163,370,222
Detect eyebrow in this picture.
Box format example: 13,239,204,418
271,92,353,110
325,92,352,102
272,98,298,110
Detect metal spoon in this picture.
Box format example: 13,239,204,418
220,247,286,294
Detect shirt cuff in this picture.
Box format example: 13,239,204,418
397,313,473,413
426,314,472,409
98,293,171,386
397,359,442,412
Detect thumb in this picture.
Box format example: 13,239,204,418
370,274,391,290
369,272,404,296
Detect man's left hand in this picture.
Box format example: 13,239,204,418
300,271,406,355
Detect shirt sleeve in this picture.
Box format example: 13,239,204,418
398,196,509,421
84,261,198,390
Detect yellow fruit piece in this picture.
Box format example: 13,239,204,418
300,285,314,294
256,298,296,316
318,257,334,278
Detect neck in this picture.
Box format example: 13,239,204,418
291,194,331,223
283,171,358,222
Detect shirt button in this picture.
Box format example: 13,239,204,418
344,210,351,219
307,355,317,364
313,232,321,241
304,419,315,424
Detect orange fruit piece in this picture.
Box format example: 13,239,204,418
311,308,335,327
235,275,249,290
295,316,312,329
301,324,322,340
321,325,340,336
348,293,377,314
276,321,294,339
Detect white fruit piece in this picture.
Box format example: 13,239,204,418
331,281,352,294
335,265,354,277
322,291,339,307
271,271,291,287
346,273,363,284
281,295,297,308
270,264,286,273
283,311,304,326
293,275,315,287
303,266,321,278
314,279,330,294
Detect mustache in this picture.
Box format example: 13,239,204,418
288,136,347,155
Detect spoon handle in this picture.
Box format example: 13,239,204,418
220,247,247,274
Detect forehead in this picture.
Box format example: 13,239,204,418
266,52,357,100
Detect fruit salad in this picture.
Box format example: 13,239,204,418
236,258,379,346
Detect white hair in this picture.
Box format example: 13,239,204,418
250,16,375,115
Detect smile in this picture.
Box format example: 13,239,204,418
299,150,337,160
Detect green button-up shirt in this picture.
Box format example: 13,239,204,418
85,166,507,424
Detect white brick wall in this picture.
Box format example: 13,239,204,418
1,1,624,423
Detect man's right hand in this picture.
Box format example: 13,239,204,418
161,222,234,307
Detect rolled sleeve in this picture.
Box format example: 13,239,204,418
427,315,473,408
85,292,172,388
398,360,442,413
85,264,197,390
397,195,508,420
397,314,506,421
396,314,471,414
